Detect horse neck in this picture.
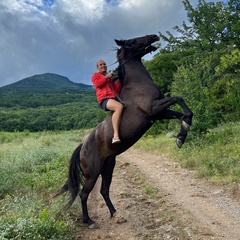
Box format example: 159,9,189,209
123,59,152,85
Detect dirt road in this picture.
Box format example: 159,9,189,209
76,148,240,240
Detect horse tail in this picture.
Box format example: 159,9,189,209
53,143,84,209
67,143,84,208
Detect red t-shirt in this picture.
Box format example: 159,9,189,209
91,72,122,104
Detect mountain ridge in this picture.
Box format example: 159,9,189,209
0,73,93,94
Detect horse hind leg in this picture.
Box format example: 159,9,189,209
100,156,117,217
80,177,99,229
100,156,127,224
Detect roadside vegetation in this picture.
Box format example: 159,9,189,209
0,130,86,239
135,121,240,185
0,121,239,238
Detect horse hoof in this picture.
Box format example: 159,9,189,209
88,222,99,229
176,138,183,148
112,212,127,224
182,120,190,131
115,215,127,224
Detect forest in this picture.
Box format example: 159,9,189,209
0,0,239,137
0,74,108,132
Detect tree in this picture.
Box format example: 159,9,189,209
159,0,239,52
213,48,240,119
227,0,240,47
145,49,196,95
151,0,240,136
171,52,221,135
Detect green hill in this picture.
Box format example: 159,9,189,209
0,73,93,94
0,73,106,132
0,73,95,108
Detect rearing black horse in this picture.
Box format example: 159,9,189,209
54,34,193,228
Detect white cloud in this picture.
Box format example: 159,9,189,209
52,0,106,25
1,0,46,16
0,0,222,87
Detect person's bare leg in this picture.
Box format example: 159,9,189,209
112,109,122,138
106,99,123,140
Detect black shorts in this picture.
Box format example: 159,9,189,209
99,98,110,111
99,98,119,111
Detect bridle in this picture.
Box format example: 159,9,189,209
110,35,152,69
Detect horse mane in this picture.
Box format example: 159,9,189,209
116,47,125,85
116,47,125,62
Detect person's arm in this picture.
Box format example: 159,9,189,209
92,72,113,88
113,80,122,94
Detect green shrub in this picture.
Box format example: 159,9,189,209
0,196,74,240
0,131,84,239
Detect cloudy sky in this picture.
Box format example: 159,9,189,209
0,0,223,87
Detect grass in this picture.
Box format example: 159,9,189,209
0,130,85,239
143,184,158,199
0,194,74,240
0,121,239,238
135,121,240,185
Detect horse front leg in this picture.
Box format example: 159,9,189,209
174,96,193,132
176,126,188,148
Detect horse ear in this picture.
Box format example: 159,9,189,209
115,39,124,46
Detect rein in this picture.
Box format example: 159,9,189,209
108,47,138,108
108,80,127,108
108,48,135,108
116,47,144,69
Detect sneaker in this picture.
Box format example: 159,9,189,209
112,137,121,144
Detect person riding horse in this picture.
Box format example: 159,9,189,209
91,60,123,144
54,34,193,229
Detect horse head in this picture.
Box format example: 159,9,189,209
115,34,160,61
114,34,159,84
114,34,160,84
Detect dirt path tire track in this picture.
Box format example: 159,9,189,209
120,149,240,240
75,148,240,240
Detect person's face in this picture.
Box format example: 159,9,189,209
97,60,107,73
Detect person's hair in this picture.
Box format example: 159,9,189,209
96,60,105,68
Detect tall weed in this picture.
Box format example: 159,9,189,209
0,194,74,240
0,130,84,239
